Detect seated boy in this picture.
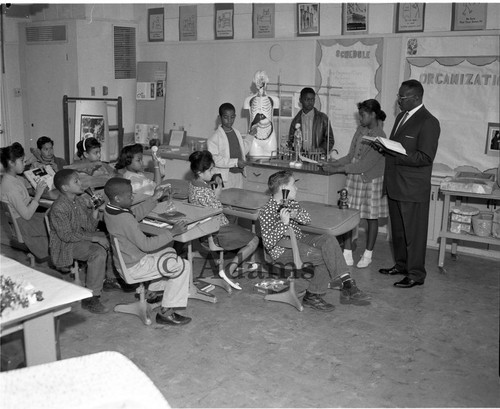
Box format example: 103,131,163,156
258,170,370,311
48,169,109,314
103,177,192,326
26,136,67,172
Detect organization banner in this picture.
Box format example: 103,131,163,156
408,57,499,169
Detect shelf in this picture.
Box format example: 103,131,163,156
440,230,500,246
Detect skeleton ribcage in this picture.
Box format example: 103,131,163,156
250,95,274,140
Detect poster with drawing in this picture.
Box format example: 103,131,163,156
74,100,109,162
80,115,105,143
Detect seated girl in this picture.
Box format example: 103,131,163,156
188,150,259,287
74,137,116,177
114,143,163,202
0,142,49,260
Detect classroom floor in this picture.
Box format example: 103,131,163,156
1,232,499,408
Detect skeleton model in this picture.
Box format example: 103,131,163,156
290,123,303,168
243,71,279,159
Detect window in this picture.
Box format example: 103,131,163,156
113,26,136,79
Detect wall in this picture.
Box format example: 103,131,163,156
2,3,500,168
1,17,25,147
2,3,137,156
132,2,500,168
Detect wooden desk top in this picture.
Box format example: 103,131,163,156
220,188,269,211
140,200,221,243
0,256,92,331
219,188,360,236
300,201,360,236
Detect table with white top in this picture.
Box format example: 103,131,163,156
0,350,171,409
0,255,92,366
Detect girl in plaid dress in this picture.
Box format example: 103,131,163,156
321,99,388,268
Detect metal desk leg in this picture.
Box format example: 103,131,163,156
187,241,217,303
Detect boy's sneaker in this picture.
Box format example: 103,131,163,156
81,296,109,314
302,291,335,312
340,280,371,306
356,256,372,268
343,251,354,266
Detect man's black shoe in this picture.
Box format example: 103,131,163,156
379,266,406,275
394,276,424,288
156,312,192,326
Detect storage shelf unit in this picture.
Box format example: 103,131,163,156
438,188,500,268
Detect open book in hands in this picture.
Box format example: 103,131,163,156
362,136,407,156
24,165,55,190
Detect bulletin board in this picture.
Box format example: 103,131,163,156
316,38,384,157
401,35,500,171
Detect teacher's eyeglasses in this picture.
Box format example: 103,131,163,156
397,94,415,101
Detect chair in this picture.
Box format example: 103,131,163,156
111,237,160,325
262,227,305,312
198,235,240,293
43,209,82,286
0,201,35,267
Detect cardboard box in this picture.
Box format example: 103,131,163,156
450,221,472,233
451,213,473,223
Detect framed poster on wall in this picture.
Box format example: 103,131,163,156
252,3,275,39
342,3,368,35
179,5,197,41
148,7,164,42
395,3,425,33
452,3,487,31
485,123,500,156
214,3,234,40
80,115,105,144
297,3,320,36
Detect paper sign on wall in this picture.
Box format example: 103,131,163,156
136,82,157,100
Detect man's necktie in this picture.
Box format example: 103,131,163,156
395,111,409,134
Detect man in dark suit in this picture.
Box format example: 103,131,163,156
379,79,440,288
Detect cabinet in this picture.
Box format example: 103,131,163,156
244,164,346,205
142,154,191,180
438,188,500,268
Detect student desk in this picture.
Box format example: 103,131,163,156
0,351,170,408
0,255,92,366
219,188,360,237
139,200,222,303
